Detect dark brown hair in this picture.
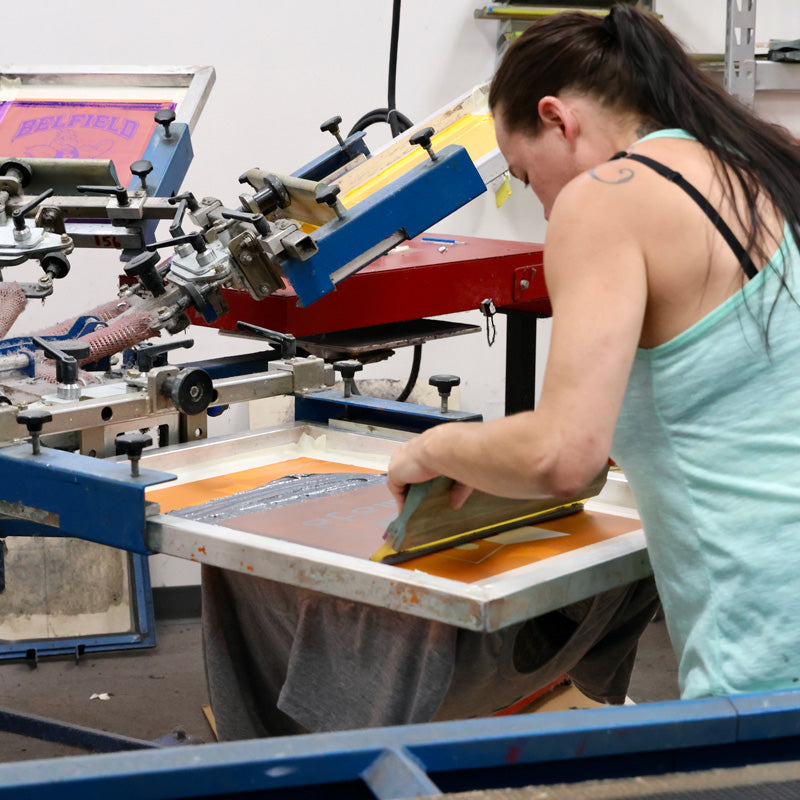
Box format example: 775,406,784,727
489,4,800,308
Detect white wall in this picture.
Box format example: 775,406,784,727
3,1,799,587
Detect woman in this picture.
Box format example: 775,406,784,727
388,5,800,699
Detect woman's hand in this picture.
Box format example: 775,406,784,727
387,429,476,513
386,436,441,511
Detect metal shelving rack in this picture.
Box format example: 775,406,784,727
474,2,655,60
725,0,800,107
475,1,800,105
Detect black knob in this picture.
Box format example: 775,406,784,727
334,360,363,398
155,108,176,139
12,188,55,232
429,374,460,414
76,184,129,207
161,368,214,415
166,192,199,238
221,209,270,237
243,173,290,216
125,250,166,298
130,160,153,191
167,191,199,212
116,432,153,478
134,339,194,372
17,408,53,455
0,158,33,188
315,184,343,220
320,115,345,147
17,408,52,433
40,251,71,280
147,231,207,255
409,126,438,163
32,336,90,385
58,340,92,362
236,321,296,359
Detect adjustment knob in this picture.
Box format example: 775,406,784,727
130,159,153,191
12,187,55,233
76,183,129,207
236,321,296,359
58,340,91,363
0,159,33,188
333,359,363,398
320,115,345,147
429,374,460,414
40,251,71,280
220,208,270,237
315,183,344,220
155,108,176,139
409,126,438,163
134,339,194,372
124,250,166,298
161,368,214,415
116,432,153,477
32,336,90,386
16,408,53,455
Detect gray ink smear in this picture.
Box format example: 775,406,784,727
170,472,387,524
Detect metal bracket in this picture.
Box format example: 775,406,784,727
725,0,757,107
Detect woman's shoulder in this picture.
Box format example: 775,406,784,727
547,159,652,236
551,139,710,232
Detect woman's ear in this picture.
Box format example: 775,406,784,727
537,95,580,149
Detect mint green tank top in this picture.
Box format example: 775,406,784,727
611,131,800,698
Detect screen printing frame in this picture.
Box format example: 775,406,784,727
0,64,214,133
142,422,651,633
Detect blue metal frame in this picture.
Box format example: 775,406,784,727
1,689,800,798
281,144,486,307
126,120,194,249
0,707,159,753
0,549,155,663
0,444,174,554
295,390,482,433
0,445,169,661
292,131,370,182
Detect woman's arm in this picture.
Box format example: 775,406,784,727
386,174,649,509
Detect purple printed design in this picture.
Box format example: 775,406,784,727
0,99,176,183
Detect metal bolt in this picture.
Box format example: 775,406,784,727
259,284,270,294
520,279,530,290
240,252,253,264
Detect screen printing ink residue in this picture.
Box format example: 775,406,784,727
170,472,387,524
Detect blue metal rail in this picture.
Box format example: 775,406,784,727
0,689,799,798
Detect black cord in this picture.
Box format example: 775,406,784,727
346,0,419,402
396,344,422,402
349,108,413,138
387,0,402,136
347,0,413,138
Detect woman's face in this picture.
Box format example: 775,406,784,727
494,112,580,220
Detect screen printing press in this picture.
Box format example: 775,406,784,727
4,64,796,800
0,67,647,656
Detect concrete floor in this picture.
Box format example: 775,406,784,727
0,612,680,764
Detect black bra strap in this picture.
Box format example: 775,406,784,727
610,151,758,280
